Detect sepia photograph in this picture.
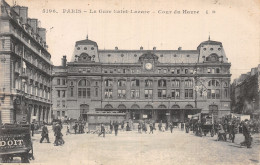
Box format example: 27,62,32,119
0,0,259,164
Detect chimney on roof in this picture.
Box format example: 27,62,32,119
115,47,118,50
140,46,143,50
38,28,46,43
61,56,67,67
153,47,156,50
178,47,182,51
19,7,28,24
28,19,38,33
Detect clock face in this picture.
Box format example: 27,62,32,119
145,63,153,70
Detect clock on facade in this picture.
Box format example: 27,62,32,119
145,63,153,70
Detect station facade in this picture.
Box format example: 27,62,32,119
52,36,231,123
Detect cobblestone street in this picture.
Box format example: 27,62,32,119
25,127,260,165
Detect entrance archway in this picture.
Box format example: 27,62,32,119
158,105,167,122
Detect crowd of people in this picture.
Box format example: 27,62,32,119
187,115,259,148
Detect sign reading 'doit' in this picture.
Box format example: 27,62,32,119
0,135,25,149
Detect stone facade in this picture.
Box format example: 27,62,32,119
52,36,231,123
0,0,52,124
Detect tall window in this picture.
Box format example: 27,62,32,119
57,90,60,98
70,88,73,97
158,89,166,99
57,79,60,85
131,89,140,99
62,100,66,107
118,89,126,99
208,80,220,87
145,89,153,99
105,89,113,98
78,79,91,98
158,79,166,87
207,89,220,99
145,79,153,87
118,79,126,87
184,80,193,87
62,79,66,85
57,100,60,107
171,80,180,87
171,89,180,99
131,79,140,87
105,79,113,87
224,82,229,98
185,89,193,99
95,88,98,97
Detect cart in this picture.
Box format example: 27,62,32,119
0,124,34,163
200,113,215,137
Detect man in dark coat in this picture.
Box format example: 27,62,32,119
54,123,64,146
114,121,119,136
149,123,154,134
169,122,174,133
74,123,78,134
242,119,252,148
110,121,114,133
98,123,105,137
31,123,35,137
40,123,50,143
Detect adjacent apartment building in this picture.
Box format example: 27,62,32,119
0,0,52,124
231,65,260,117
52,36,231,123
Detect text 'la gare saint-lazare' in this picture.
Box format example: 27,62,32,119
53,9,200,14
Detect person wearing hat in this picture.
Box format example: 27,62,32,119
98,123,105,137
40,123,50,143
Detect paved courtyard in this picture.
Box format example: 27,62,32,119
24,126,260,165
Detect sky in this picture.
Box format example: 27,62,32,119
6,0,260,81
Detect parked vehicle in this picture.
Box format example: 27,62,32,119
0,124,34,163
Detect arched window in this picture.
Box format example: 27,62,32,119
131,104,140,109
80,104,89,114
79,53,91,61
172,104,180,109
78,79,91,98
158,104,167,109
144,104,153,109
208,80,220,87
158,79,166,87
118,104,126,109
206,53,219,62
185,104,193,109
104,104,113,109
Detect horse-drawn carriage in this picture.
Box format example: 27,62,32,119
0,124,34,163
191,113,215,137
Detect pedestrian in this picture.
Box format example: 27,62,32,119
110,121,114,133
143,123,147,134
31,123,35,137
241,119,252,148
181,122,184,131
40,123,50,143
230,120,237,143
185,120,190,133
98,123,105,137
121,121,124,131
66,125,70,135
74,123,78,134
217,123,226,141
158,121,162,131
149,123,154,134
169,122,174,133
54,123,64,146
138,123,142,133
114,121,119,136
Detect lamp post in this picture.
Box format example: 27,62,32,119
252,98,256,119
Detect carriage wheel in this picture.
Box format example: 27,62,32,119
21,154,30,163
